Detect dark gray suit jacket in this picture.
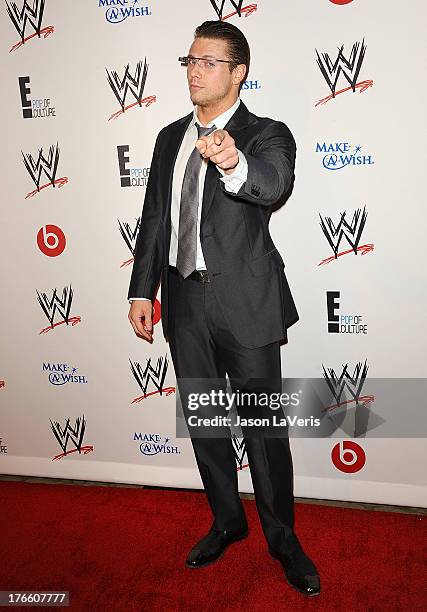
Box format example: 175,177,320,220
127,100,299,349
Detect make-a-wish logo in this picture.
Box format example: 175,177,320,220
326,291,368,334
22,143,68,199
43,363,88,386
6,0,54,53
241,79,261,91
117,145,150,188
37,284,81,334
130,354,175,404
118,216,140,267
232,434,248,471
133,432,181,456
50,415,94,461
318,206,374,265
98,0,151,24
18,76,56,119
106,58,156,121
315,38,373,106
321,360,382,438
316,142,374,170
210,0,257,21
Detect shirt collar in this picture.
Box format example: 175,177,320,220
191,98,241,130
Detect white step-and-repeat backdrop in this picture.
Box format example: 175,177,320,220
1,0,426,507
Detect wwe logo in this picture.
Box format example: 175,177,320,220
315,39,373,106
37,284,81,333
323,360,369,406
50,415,93,460
130,355,175,402
119,217,141,254
106,58,156,120
6,0,53,52
319,207,373,265
22,143,59,191
210,0,257,20
322,360,379,437
118,217,141,267
231,434,248,470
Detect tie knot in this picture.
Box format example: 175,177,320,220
196,123,217,138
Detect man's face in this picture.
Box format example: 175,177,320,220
186,37,238,107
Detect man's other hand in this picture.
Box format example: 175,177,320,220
195,129,239,174
128,300,154,343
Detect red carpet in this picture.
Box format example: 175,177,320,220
0,480,425,611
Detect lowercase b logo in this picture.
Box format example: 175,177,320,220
331,441,366,473
37,225,66,257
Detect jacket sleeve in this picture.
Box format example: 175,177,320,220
127,131,164,301
219,120,296,207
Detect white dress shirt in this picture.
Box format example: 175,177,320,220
130,97,248,302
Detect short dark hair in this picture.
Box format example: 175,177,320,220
194,20,250,92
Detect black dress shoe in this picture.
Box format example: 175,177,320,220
185,524,249,568
269,533,320,596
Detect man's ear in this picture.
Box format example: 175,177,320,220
232,63,246,87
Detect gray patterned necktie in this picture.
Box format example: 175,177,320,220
176,122,217,278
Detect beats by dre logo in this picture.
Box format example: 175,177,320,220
37,225,66,257
152,298,162,325
331,441,366,473
329,0,354,4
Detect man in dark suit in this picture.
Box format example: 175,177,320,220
128,20,320,596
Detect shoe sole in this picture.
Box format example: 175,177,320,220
185,530,249,569
269,549,321,596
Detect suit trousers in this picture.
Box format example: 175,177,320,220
167,265,295,553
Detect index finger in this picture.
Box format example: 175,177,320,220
212,129,227,146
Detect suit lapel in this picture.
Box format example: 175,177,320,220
201,100,254,225
162,112,192,260
163,112,192,210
